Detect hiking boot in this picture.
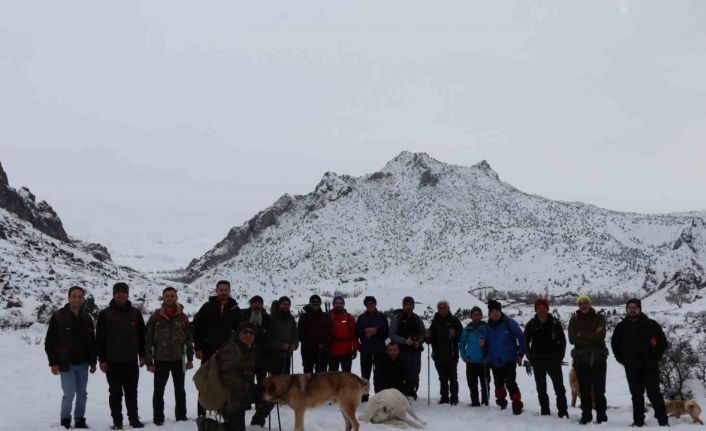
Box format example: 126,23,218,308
153,418,164,426
450,396,459,406
250,414,267,427
540,408,551,416
512,401,524,415
111,421,123,431
175,417,188,422
129,419,144,428
631,422,644,427
61,418,71,429
579,417,592,425
658,418,670,427
597,413,608,424
439,397,449,405
74,417,89,429
558,411,570,419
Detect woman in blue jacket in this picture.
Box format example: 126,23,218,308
482,299,525,415
459,306,489,406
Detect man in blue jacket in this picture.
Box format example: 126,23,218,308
356,296,389,402
459,306,488,406
482,299,525,415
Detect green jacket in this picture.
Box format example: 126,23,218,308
217,338,257,413
145,304,194,365
568,308,608,364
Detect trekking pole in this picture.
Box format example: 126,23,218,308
268,412,271,430
427,346,431,407
276,403,282,431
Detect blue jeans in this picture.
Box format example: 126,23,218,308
60,363,89,420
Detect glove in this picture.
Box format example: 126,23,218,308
523,359,533,376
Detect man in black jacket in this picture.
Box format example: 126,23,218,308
611,298,668,427
389,296,426,400
45,286,97,430
376,342,410,396
298,294,332,374
192,280,242,417
524,298,568,418
241,295,271,427
426,300,463,405
96,282,146,429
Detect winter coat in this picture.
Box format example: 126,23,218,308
568,308,608,365
356,310,389,354
524,314,566,364
193,296,242,356
216,338,258,413
145,304,194,365
459,321,487,364
297,305,332,351
96,299,146,363
611,313,667,367
267,301,298,352
482,314,525,367
427,313,463,363
376,354,409,395
389,311,426,351
241,307,271,348
328,309,359,357
45,304,97,371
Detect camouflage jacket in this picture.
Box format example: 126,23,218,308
217,338,258,413
145,304,194,365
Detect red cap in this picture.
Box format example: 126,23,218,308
534,298,549,311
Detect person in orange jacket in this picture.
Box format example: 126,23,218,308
328,296,359,372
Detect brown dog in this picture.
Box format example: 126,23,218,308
666,400,704,425
261,371,370,431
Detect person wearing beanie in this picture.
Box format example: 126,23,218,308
266,296,298,374
96,282,146,429
356,295,389,400
241,295,271,427
524,298,568,418
45,286,97,429
144,287,194,425
569,294,608,424
328,297,359,373
576,294,591,306
192,280,242,418
389,297,426,400
298,295,332,374
214,317,258,431
611,299,668,427
427,300,464,405
482,299,525,415
460,306,489,406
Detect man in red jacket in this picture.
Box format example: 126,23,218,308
328,296,359,372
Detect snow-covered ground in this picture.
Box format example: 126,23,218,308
5,317,704,431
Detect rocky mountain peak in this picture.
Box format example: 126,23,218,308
0,162,8,187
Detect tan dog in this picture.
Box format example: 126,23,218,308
666,400,704,425
569,364,596,408
261,371,369,431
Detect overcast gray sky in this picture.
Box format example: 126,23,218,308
1,1,705,269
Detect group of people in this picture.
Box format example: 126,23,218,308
44,280,671,430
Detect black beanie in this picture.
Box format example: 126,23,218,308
278,296,291,305
249,295,264,304
402,296,415,305
113,282,129,294
364,296,377,305
487,299,502,312
237,321,256,334
470,306,483,316
309,294,322,303
626,298,642,309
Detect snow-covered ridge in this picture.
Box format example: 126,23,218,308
182,151,706,305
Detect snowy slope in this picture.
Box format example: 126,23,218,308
182,151,706,308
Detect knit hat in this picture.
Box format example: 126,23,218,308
576,294,592,305
333,296,345,304
249,295,264,305
364,296,377,305
626,298,642,309
402,296,415,306
113,282,129,294
534,298,549,311
278,296,291,305
487,299,502,312
470,306,483,316
309,294,322,303
237,321,256,334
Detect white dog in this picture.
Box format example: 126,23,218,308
359,389,426,429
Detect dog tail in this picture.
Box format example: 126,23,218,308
686,401,704,425
355,375,371,395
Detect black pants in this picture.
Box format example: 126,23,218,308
301,347,327,374
532,360,567,414
153,360,186,422
224,409,246,431
625,364,667,424
268,351,292,375
465,362,489,405
490,363,520,407
434,358,459,400
329,354,353,372
106,362,140,423
400,348,422,396
574,361,607,420
361,352,383,392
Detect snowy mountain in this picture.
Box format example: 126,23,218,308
181,151,706,308
0,162,169,328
